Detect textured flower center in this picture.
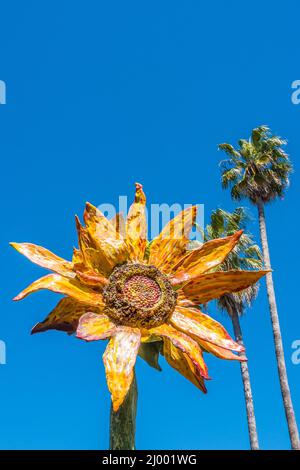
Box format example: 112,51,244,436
123,275,161,309
103,263,177,328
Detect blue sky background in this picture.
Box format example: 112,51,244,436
0,0,299,450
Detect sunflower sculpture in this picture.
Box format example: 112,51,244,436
11,183,268,412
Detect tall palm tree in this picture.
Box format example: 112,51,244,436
219,126,299,449
202,207,262,449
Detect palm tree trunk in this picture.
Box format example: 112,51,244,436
257,200,300,449
231,310,259,450
109,371,137,450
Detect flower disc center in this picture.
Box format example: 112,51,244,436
123,275,161,309
103,263,177,328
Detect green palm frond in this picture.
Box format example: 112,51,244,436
219,125,292,204
218,143,240,159
251,125,269,144
221,167,242,189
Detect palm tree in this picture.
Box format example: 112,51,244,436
219,126,299,449
202,207,262,449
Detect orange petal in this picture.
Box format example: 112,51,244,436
95,238,129,274
10,242,75,278
13,274,105,307
197,339,247,361
149,206,197,273
126,183,147,261
75,216,125,276
75,268,108,289
84,202,120,241
163,338,207,392
149,323,209,379
170,306,244,352
140,330,161,343
171,230,243,286
75,216,96,266
82,247,114,275
111,212,126,238
182,270,269,304
103,328,141,411
31,297,103,335
72,247,83,265
75,216,106,272
76,312,116,341
176,291,198,308
84,203,129,268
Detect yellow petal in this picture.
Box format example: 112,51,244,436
31,297,103,335
72,247,83,265
176,291,198,308
13,274,105,307
10,242,75,278
84,202,120,241
75,216,126,276
198,339,247,361
126,183,147,261
171,230,243,286
149,323,209,379
182,270,269,304
82,247,113,276
75,268,108,289
140,330,161,343
75,216,95,266
84,203,129,268
170,306,244,352
111,212,126,238
76,312,116,341
95,238,129,274
103,328,141,411
149,206,197,273
163,338,207,392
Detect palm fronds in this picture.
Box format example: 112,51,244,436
218,126,292,204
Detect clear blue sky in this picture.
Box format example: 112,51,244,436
1,1,299,450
